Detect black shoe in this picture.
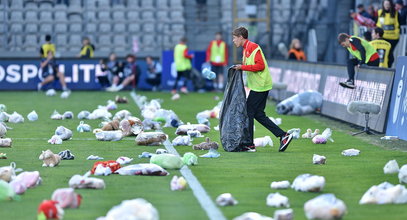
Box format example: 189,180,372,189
339,81,356,89
279,133,293,152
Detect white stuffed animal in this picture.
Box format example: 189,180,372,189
39,150,61,167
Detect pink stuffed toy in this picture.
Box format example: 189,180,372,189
51,188,82,208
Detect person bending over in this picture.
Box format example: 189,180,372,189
232,26,293,152
37,51,69,92
337,33,379,89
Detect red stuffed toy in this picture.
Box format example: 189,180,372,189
37,200,64,220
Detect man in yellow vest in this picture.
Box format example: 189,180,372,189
232,26,293,152
39,35,56,58
337,33,380,89
173,37,193,94
370,27,392,68
206,32,228,90
78,37,95,58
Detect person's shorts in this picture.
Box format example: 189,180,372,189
211,65,224,76
42,69,58,79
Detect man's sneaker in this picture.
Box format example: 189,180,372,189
106,86,117,92
279,133,293,152
37,82,42,91
242,146,256,152
339,81,356,89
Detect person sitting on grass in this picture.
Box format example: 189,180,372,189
37,51,70,92
231,26,293,152
145,56,162,91
337,33,380,89
107,54,140,92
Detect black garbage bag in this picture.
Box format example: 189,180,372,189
219,68,251,152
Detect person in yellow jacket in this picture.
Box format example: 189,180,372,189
370,27,392,68
337,33,380,89
39,35,55,58
232,26,293,152
376,0,400,67
173,37,194,94
78,37,95,58
206,32,228,90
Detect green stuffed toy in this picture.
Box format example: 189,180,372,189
150,154,184,169
183,152,198,166
0,179,18,201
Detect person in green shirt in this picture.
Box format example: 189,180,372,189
232,26,293,152
337,33,380,89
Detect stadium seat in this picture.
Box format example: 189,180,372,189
156,11,168,21
24,34,38,49
127,0,140,9
55,23,68,33
54,11,68,21
56,35,68,46
68,34,82,49
39,1,53,11
112,11,126,21
113,35,127,47
54,3,68,11
85,23,98,33
98,35,112,51
141,11,154,21
10,11,24,21
10,0,23,9
140,0,154,10
40,11,53,21
99,23,112,33
84,0,97,8
172,24,185,34
68,13,82,22
128,23,141,33
98,0,110,8
69,22,83,33
24,1,38,10
142,23,155,33
9,23,24,33
8,35,23,51
70,0,82,7
170,0,183,10
0,11,5,21
98,10,111,21
40,23,53,33
84,10,97,21
156,0,168,10
25,10,38,21
127,11,139,21
170,11,184,22
25,23,38,33
113,23,126,33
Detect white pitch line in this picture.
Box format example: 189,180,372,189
130,92,226,220
12,137,135,141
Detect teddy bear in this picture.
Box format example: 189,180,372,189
193,137,219,150
39,150,61,167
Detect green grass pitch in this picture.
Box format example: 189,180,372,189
0,91,406,220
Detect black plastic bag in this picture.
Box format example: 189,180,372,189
219,68,251,152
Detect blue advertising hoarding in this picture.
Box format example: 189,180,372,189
0,59,150,90
386,56,407,140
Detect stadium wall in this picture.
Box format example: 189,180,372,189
269,60,395,133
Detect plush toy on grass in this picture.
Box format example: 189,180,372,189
0,180,19,201
10,171,42,194
304,194,347,220
182,152,198,166
50,110,63,120
175,124,210,135
115,95,128,103
266,192,290,208
69,171,105,189
312,128,333,144
51,188,82,209
0,122,8,138
0,112,10,122
313,154,326,165
292,174,325,192
287,128,301,139
383,160,399,174
171,176,187,191
0,138,12,147
62,111,74,119
0,153,6,159
135,132,167,146
77,110,90,120
193,137,219,150
216,193,238,206
95,131,123,141
254,136,273,147
0,162,22,182
27,110,38,121
150,154,184,169
37,200,64,220
359,182,407,204
76,121,91,132
119,117,143,136
113,110,132,120
302,129,312,138
270,180,291,189
399,165,407,184
8,112,24,123
39,149,61,167
98,198,159,220
102,120,120,131
55,126,72,140
172,136,192,146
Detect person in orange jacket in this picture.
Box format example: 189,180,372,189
287,38,306,61
206,32,228,90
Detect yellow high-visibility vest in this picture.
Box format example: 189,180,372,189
244,46,272,92
346,36,377,63
80,45,94,58
377,10,400,40
210,41,226,64
174,44,192,71
370,39,391,68
41,43,56,57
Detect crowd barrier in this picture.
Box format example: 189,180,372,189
269,60,395,133
386,57,407,140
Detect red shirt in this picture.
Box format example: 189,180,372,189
180,43,193,59
205,40,228,66
241,40,265,72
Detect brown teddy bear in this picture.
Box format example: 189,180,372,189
193,137,219,150
102,120,120,131
39,149,61,167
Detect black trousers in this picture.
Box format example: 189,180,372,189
247,90,286,145
384,39,399,67
173,70,190,90
347,58,380,81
